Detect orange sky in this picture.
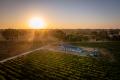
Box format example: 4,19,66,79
0,0,120,29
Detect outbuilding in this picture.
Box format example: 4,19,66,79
59,44,83,53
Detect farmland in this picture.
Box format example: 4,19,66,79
0,29,120,80
0,42,120,80
0,41,43,60
71,42,120,61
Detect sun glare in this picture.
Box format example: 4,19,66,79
29,17,45,29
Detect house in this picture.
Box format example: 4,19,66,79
59,44,83,53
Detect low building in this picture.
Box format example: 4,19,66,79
59,44,83,53
59,44,100,57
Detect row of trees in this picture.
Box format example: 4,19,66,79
1,29,32,41
1,29,120,41
52,30,120,42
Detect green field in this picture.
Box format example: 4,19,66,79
71,42,120,61
0,42,120,80
0,41,43,60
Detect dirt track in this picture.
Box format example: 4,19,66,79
0,45,48,63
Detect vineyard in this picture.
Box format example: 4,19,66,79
0,49,120,80
0,41,43,60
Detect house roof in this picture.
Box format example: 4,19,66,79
60,44,82,50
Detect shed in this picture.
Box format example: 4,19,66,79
59,44,83,53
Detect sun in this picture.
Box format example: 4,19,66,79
28,17,45,29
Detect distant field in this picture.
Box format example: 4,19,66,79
0,41,43,60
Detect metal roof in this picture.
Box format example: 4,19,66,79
60,44,82,50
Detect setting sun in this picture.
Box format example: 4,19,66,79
28,17,45,29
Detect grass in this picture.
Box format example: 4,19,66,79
0,49,120,80
0,41,43,60
0,41,120,80
71,42,120,61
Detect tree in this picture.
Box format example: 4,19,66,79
53,30,66,41
1,29,28,41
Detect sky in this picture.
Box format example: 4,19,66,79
0,0,120,29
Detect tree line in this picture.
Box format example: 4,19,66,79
1,29,120,41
